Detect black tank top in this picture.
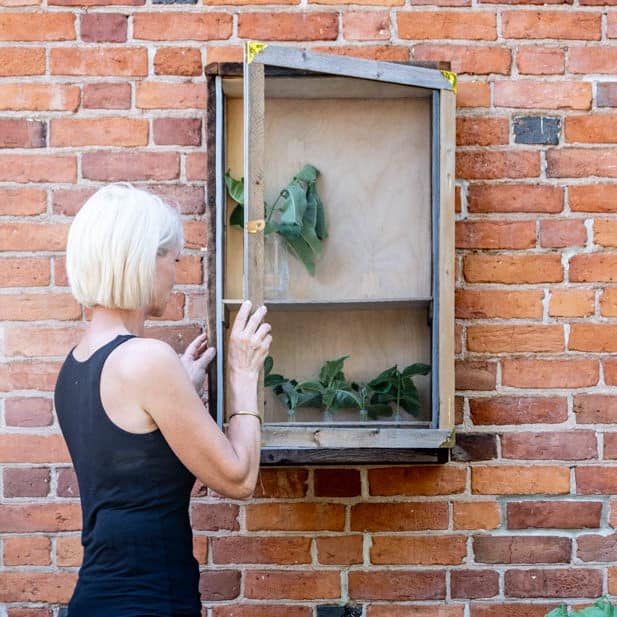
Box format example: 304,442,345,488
54,334,201,617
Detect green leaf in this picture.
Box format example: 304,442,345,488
311,185,328,240
282,234,316,276
279,183,307,228
574,609,608,617
301,219,323,259
297,381,323,394
366,403,393,420
229,204,244,228
224,171,244,205
294,164,319,183
265,373,287,388
319,356,349,386
368,366,398,392
402,363,431,377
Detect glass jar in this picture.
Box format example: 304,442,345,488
264,233,289,299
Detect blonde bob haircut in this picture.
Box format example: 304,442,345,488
66,183,183,310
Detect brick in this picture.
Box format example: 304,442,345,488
0,573,76,603
457,82,490,108
80,13,127,42
456,290,543,319
349,571,445,601
369,607,464,617
82,152,179,181
413,45,510,75
0,47,45,75
153,118,201,146
570,324,617,352
517,46,565,75
351,502,448,531
469,183,563,214
605,359,617,385
0,13,75,40
571,184,617,212
0,84,79,111
0,119,45,148
502,11,601,40
134,12,232,40
155,47,202,76
0,155,76,183
0,435,70,464
83,82,131,109
252,468,308,498
463,254,562,284
246,503,345,531
57,467,79,498
5,397,53,427
467,325,563,353
0,504,80,532
369,466,465,496
186,152,207,180
457,151,540,180
238,13,338,41
212,608,311,617
472,466,570,495
610,13,617,36
601,288,617,316
245,570,340,599
5,326,82,357
549,289,594,317
570,47,617,74
578,533,617,561
566,115,617,144
501,431,598,460
190,503,238,530
137,82,206,109
540,219,586,248
453,501,500,530
51,118,148,147
316,535,363,565
398,11,496,40
199,570,240,601
0,223,68,252
212,537,311,564
50,0,143,5
51,48,147,76
6,361,61,391
494,81,591,110
314,468,361,497
343,12,389,40
452,433,497,462
192,534,208,564
470,396,567,425
4,536,51,566
205,45,243,63
607,435,617,459
577,467,617,494
371,535,466,565
549,148,617,178
508,501,602,529
56,535,82,566
182,221,206,250
451,570,499,599
475,535,571,564
594,218,617,247
575,395,617,424
7,609,54,617
177,255,203,285
505,569,602,598
0,188,46,215
311,45,410,62
571,253,617,282
456,117,509,147
455,360,497,391
514,116,560,145
469,605,557,617
598,83,617,107
3,467,50,497
502,359,598,388
456,221,536,250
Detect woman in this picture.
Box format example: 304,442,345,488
54,183,271,616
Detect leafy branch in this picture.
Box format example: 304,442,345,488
225,164,328,276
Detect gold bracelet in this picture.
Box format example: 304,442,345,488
228,411,263,426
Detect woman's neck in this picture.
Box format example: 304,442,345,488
88,306,147,337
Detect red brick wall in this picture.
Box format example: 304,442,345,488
1,2,617,616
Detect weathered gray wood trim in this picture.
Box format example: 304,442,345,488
261,447,449,465
251,45,452,91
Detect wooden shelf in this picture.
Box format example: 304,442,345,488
261,447,449,465
222,298,432,311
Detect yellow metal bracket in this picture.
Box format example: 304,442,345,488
245,41,268,64
247,219,265,234
441,70,457,94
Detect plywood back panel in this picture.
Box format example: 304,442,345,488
264,97,432,302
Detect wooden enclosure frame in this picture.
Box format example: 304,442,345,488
205,45,456,464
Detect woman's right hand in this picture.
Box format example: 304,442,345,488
228,300,272,377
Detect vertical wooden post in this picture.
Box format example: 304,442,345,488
438,88,456,431
243,46,266,414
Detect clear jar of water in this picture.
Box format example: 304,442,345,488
264,233,289,299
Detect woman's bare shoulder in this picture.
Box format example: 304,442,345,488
112,336,184,379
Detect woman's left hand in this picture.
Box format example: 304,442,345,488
180,332,216,397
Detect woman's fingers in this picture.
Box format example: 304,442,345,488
231,300,252,337
196,347,216,370
244,305,267,336
252,322,272,343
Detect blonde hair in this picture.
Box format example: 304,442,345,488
66,183,183,310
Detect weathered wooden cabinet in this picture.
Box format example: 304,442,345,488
205,45,456,464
